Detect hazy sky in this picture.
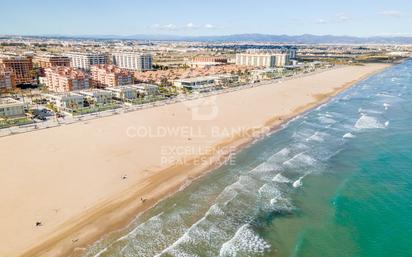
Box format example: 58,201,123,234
1,0,411,36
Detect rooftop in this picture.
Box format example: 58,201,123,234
0,98,24,106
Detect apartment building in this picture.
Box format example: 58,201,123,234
34,55,71,68
0,55,35,85
0,68,16,90
235,51,290,68
44,67,91,93
66,52,110,70
129,83,159,95
274,53,290,67
79,89,112,104
112,52,152,71
0,98,25,118
105,86,138,100
90,64,133,88
189,56,228,68
43,93,85,109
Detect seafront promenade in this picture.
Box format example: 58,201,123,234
0,66,335,138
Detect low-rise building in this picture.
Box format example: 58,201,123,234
129,83,159,95
43,93,85,109
44,67,91,93
213,74,239,86
90,64,133,88
105,86,138,100
251,68,284,81
79,89,112,104
0,98,25,118
173,74,238,90
173,76,218,91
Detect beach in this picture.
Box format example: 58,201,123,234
0,63,389,257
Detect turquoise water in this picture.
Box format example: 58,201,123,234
84,61,412,257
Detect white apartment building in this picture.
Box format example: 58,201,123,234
236,52,290,68
112,52,153,71
105,86,138,100
236,53,276,67
43,93,85,109
129,83,159,95
79,89,112,104
66,52,110,70
0,98,25,118
274,53,290,67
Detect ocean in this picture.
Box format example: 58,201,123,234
84,60,412,257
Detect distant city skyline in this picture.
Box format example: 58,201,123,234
1,0,411,37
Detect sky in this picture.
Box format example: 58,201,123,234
0,0,411,37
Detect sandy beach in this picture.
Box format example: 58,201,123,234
0,63,389,257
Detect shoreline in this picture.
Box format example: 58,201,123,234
0,64,391,257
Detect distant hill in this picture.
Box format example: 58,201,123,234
12,33,412,44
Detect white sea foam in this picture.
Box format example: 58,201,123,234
271,147,290,158
272,173,291,183
354,115,385,129
343,132,355,139
92,247,108,257
318,115,336,124
306,131,323,142
293,176,305,188
283,152,316,168
116,212,164,242
358,108,383,115
219,224,270,257
270,198,279,205
154,215,208,257
385,121,390,127
207,204,225,217
258,184,281,198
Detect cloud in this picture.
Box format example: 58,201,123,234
378,10,403,17
316,13,351,24
336,13,351,22
165,24,177,29
151,23,217,31
186,22,195,28
151,23,177,30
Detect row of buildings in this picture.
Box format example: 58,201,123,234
44,83,159,110
40,64,135,93
0,52,153,90
0,82,160,119
1,48,296,92
65,52,153,71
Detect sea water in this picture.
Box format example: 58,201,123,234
83,61,412,257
